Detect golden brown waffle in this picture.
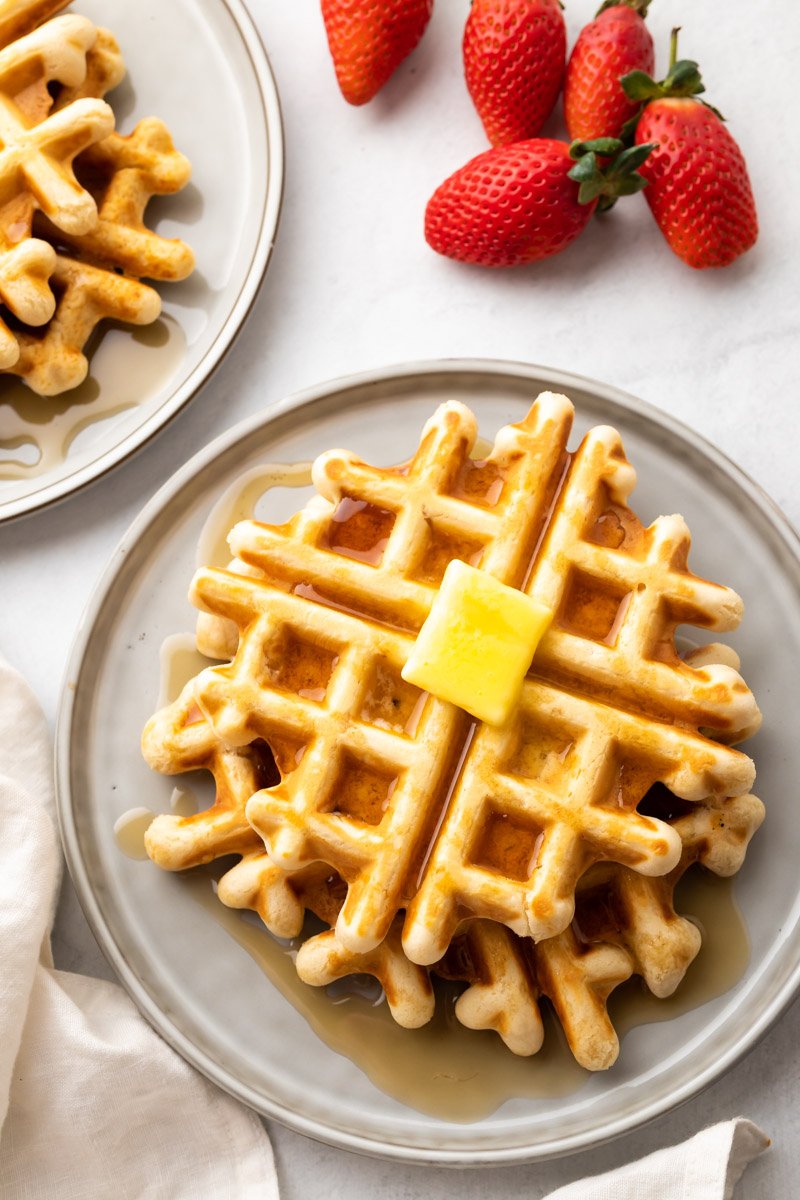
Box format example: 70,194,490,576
293,788,763,1068
403,424,760,962
142,687,618,1059
143,675,762,1069
141,396,763,1070
4,252,160,394
0,0,69,51
37,117,195,282
43,31,193,281
0,8,193,391
0,14,114,364
177,394,759,965
142,687,437,1031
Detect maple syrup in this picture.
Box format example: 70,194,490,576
322,496,394,564
156,632,214,708
0,316,186,480
610,867,749,1034
195,461,314,569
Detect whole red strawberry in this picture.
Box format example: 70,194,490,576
564,0,654,142
624,34,758,268
321,0,434,106
463,0,567,146
425,138,653,267
635,102,757,268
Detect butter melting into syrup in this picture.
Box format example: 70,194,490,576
115,457,753,1121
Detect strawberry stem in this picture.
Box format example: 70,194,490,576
621,30,726,120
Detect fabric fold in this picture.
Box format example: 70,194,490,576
545,1117,770,1199
0,657,278,1200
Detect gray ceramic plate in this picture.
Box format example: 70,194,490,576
57,361,800,1165
0,0,283,522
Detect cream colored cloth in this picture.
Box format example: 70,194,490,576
0,656,770,1198
545,1118,769,1199
0,656,278,1199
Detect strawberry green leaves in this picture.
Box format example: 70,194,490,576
568,139,655,209
621,28,724,134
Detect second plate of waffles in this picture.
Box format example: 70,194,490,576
58,361,799,1164
0,0,283,521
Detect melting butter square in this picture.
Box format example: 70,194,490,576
401,560,553,727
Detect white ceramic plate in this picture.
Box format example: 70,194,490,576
57,361,800,1165
0,0,282,522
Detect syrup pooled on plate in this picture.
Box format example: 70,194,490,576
0,317,186,480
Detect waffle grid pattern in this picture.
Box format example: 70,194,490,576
141,393,763,1069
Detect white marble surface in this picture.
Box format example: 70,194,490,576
2,0,799,1195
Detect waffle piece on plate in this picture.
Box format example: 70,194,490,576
180,393,759,963
142,647,762,1069
143,646,541,1046
141,393,763,1071
142,686,436,1030
45,37,194,281
0,0,69,52
0,13,113,364
142,683,616,1061
37,117,195,282
4,252,160,395
0,6,194,393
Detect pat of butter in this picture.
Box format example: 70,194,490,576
401,559,553,727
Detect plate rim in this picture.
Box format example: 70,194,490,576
56,357,800,1166
0,0,285,525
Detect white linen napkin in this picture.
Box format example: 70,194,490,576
544,1118,769,1199
0,656,278,1199
0,654,769,1198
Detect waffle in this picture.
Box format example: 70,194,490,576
143,659,762,1069
142,687,619,1060
0,7,193,392
0,13,114,364
143,687,437,1030
178,394,759,965
0,0,69,52
39,28,194,283
37,118,195,282
4,251,160,394
141,394,762,1070
286,786,762,1068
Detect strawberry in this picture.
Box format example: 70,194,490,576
623,32,758,268
425,137,653,267
321,0,434,106
463,0,567,146
564,0,654,142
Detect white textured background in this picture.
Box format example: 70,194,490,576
2,0,799,1195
